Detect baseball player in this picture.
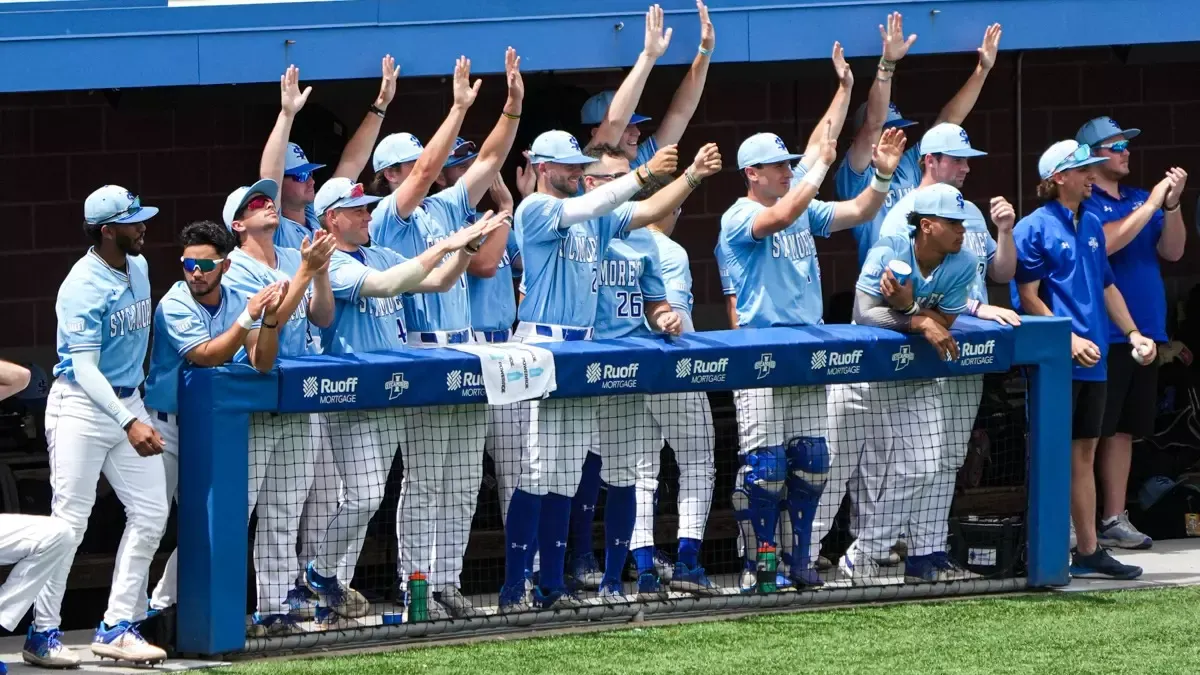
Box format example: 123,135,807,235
832,184,978,586
268,58,399,250
1077,116,1187,551
718,118,907,592
25,186,168,667
220,172,339,633
367,49,521,621
1012,139,1151,580
837,13,1001,268
582,2,713,169
867,123,1019,582
564,146,685,600
142,221,286,625
0,362,73,661
499,130,718,613
303,177,502,625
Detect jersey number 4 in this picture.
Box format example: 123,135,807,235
615,291,643,319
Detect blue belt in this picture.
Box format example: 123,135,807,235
419,331,470,345
478,330,510,343
156,411,171,423
535,325,590,341
113,387,137,398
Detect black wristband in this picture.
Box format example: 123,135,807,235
263,320,279,329
369,104,386,119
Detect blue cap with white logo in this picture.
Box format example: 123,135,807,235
1038,139,1109,180
529,130,595,165
372,133,425,172
444,137,479,169
853,101,918,131
284,142,325,177
910,183,968,222
581,90,651,126
737,133,803,170
1075,116,1141,148
84,185,159,225
920,123,988,158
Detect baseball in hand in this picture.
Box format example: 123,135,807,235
1133,343,1153,365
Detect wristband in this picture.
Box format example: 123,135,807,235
800,161,829,189
684,169,702,190
237,308,254,330
502,110,521,120
1164,202,1180,212
369,104,386,119
870,172,893,193
699,46,713,56
904,302,921,316
263,319,279,329
1126,328,1141,339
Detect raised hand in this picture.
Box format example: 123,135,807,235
872,128,908,175
280,65,312,117
644,4,673,59
989,196,1016,232
452,55,483,109
978,23,1002,72
697,0,715,52
515,150,537,198
1149,175,1172,208
645,144,679,178
505,47,524,106
1165,167,1189,207
247,283,278,320
689,143,722,179
880,267,914,312
880,12,917,62
819,119,837,165
833,41,853,89
490,173,515,214
300,231,337,273
376,54,401,109
264,280,289,319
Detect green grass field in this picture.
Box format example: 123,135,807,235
226,587,1200,675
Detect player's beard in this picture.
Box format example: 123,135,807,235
549,173,578,197
187,270,223,298
114,229,144,255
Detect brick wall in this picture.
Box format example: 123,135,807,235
2,47,1198,363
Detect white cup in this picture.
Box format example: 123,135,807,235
888,259,912,285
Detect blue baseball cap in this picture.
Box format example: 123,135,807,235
581,90,651,126
84,185,159,225
314,177,382,218
910,183,968,222
284,142,325,178
444,137,479,169
920,123,988,158
222,178,278,232
1076,116,1141,147
529,130,594,165
737,133,803,170
853,101,918,131
372,133,425,172
1038,139,1109,180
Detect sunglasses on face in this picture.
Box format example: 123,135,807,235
451,141,478,159
245,195,272,212
585,172,628,181
181,257,224,273
287,171,312,183
1099,140,1130,153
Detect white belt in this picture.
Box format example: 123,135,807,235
514,322,593,342
405,328,472,347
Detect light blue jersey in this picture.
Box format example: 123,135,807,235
224,246,314,357
369,182,472,332
715,241,737,297
274,203,320,250
649,229,692,315
515,192,635,327
879,188,996,305
322,247,410,355
144,282,254,414
594,228,667,339
719,196,835,328
469,228,521,332
53,249,153,389
835,146,922,267
857,233,978,315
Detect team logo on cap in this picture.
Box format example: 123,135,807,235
568,136,581,152
959,128,970,143
956,193,965,210
1108,118,1121,130
889,103,901,114
774,136,787,151
291,145,306,160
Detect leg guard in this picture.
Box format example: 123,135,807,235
731,446,788,551
785,436,831,568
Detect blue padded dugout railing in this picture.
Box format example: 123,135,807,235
176,316,1071,656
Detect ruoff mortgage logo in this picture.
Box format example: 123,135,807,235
585,362,640,390
675,357,728,384
957,339,996,367
302,376,358,404
446,369,485,397
810,349,864,375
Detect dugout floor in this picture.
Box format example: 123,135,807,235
3,537,1200,672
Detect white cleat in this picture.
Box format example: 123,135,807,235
91,621,167,664
22,628,82,668
434,586,483,619
840,543,899,587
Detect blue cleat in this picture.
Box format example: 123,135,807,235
305,561,369,618
788,566,824,588
498,582,534,614
669,562,720,596
636,572,667,600
91,620,167,664
534,586,583,611
1070,548,1143,580
247,612,302,637
286,580,318,619
22,626,80,668
569,552,604,591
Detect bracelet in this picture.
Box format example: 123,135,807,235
684,169,702,190
904,302,921,316
236,308,254,330
878,58,897,71
263,319,279,329
369,104,386,119
464,243,481,255
634,167,649,187
502,110,521,120
1125,328,1140,338
870,172,893,193
1164,202,1180,212
698,46,713,56
800,160,829,189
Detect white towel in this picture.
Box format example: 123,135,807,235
446,343,558,405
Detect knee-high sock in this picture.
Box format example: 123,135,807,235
601,485,635,584
570,453,603,558
538,493,572,590
504,489,540,590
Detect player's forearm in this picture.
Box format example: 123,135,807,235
1158,208,1187,262
830,183,888,232
248,325,280,373
307,272,335,328
802,85,852,167
654,51,711,147
277,268,315,326
646,299,673,331
361,259,435,298
418,250,471,293
1104,205,1157,254
936,64,990,126
852,289,912,331
754,182,821,238
0,360,30,402
393,105,469,219
185,326,251,367
631,174,699,229
561,171,644,226
467,223,510,279
989,230,1017,283
590,53,656,149
464,111,522,207
1017,282,1053,317
1104,284,1138,335
260,111,296,200
333,109,386,181
724,294,739,329
71,351,136,428
847,76,892,173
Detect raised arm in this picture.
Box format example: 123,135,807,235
1105,177,1169,254
468,175,514,279
391,56,481,220
800,43,854,171
847,12,915,174
590,4,671,150
988,197,1017,282
652,0,714,147
360,212,507,297
260,66,312,200
559,147,679,227
631,143,722,229
829,128,908,230
276,231,336,327
333,55,400,181
1158,168,1188,262
459,48,524,207
244,285,285,373
934,23,1001,126
752,129,835,239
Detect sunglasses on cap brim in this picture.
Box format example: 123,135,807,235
451,141,478,159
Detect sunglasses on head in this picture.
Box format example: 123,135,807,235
1098,140,1129,153
99,195,143,225
181,257,224,273
287,170,313,183
451,141,478,159
1052,143,1094,175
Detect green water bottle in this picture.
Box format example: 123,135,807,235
408,571,429,622
756,544,778,594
